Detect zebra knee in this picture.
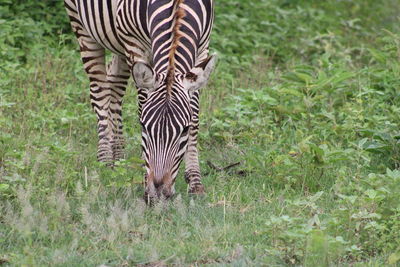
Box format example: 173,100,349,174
184,170,201,183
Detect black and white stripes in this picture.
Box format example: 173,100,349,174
65,0,215,200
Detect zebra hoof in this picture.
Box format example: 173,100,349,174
188,184,205,195
97,154,114,168
98,160,114,168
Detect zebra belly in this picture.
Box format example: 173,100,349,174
76,0,125,55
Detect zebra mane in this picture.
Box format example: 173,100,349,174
166,0,186,97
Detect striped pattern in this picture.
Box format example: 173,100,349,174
65,0,214,200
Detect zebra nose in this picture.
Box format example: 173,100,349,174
146,169,174,200
153,172,164,184
152,168,171,186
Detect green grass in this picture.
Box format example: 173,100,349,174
1,0,400,266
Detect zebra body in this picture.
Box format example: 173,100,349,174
65,0,216,199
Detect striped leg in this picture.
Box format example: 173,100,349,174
185,91,205,194
66,6,113,163
107,55,130,161
81,41,114,163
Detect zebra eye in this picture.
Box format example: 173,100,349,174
182,125,190,135
185,72,197,82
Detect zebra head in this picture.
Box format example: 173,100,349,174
132,55,216,201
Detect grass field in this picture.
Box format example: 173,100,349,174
1,0,400,266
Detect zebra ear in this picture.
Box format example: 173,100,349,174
184,54,217,91
132,62,155,89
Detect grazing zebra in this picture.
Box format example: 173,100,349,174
64,0,216,200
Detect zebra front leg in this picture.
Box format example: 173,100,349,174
107,55,130,161
78,38,114,163
185,91,205,195
65,0,114,164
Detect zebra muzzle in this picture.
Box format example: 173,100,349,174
144,170,174,203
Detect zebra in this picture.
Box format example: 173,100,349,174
64,0,216,200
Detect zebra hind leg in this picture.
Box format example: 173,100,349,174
184,91,205,195
106,55,130,161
